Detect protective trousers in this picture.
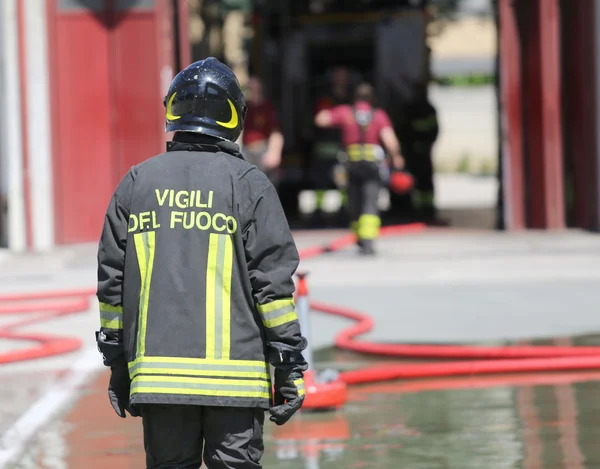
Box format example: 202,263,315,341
346,161,381,242
404,142,435,215
139,404,265,469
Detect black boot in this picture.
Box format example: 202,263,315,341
359,239,376,256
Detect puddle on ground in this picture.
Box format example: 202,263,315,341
11,336,600,468
263,377,600,469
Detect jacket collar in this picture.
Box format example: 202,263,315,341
166,133,244,160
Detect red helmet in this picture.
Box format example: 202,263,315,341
389,171,414,194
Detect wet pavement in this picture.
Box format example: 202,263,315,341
12,347,600,469
3,229,600,468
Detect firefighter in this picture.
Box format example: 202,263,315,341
315,83,404,255
95,57,308,469
240,76,284,188
311,66,354,190
400,82,439,219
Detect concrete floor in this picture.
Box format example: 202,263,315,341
2,228,600,468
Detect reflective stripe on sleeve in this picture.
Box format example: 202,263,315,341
295,378,306,397
256,298,298,328
99,302,123,329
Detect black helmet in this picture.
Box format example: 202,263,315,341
164,57,247,142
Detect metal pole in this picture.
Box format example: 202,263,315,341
24,0,55,251
295,272,313,372
498,0,525,230
0,0,27,252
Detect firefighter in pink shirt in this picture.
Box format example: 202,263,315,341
315,83,404,255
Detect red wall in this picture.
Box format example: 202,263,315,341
111,9,164,179
48,1,174,244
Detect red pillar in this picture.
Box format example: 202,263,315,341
521,0,565,229
538,0,565,229
498,0,525,230
561,0,598,230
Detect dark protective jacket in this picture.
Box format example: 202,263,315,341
96,135,306,410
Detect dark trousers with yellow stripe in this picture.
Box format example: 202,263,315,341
140,404,265,469
346,161,381,243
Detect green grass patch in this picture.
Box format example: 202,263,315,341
434,74,495,87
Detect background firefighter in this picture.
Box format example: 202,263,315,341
314,83,404,255
399,82,439,219
240,76,284,188
310,66,354,190
95,57,308,469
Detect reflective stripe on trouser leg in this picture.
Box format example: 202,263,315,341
357,214,381,240
134,231,156,357
206,233,233,360
413,189,435,209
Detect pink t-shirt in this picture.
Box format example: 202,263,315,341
328,101,393,148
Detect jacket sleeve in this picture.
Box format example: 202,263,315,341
96,171,134,368
241,182,307,363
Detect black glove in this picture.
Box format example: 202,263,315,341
108,365,139,418
269,367,305,426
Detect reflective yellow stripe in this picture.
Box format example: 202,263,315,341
128,356,268,367
134,231,156,357
295,378,306,397
133,375,270,386
131,387,270,399
257,298,298,328
347,144,377,161
206,233,234,360
357,214,381,240
222,234,233,359
264,312,298,328
130,366,268,379
131,375,270,399
100,318,123,329
99,303,122,313
99,302,123,329
128,356,270,380
206,234,218,358
257,298,294,313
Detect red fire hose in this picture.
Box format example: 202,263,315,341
0,289,95,364
298,224,600,386
2,224,600,390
